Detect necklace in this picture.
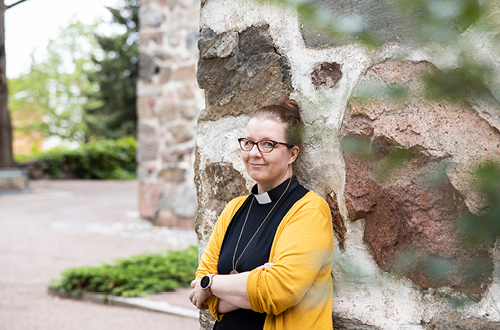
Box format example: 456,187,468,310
230,177,292,275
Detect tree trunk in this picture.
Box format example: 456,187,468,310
0,2,14,168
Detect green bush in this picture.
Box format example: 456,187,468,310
22,137,137,180
52,246,198,297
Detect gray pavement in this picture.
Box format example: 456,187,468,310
0,180,200,330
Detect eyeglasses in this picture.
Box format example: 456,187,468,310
238,138,292,153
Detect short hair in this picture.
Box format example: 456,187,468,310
249,99,304,147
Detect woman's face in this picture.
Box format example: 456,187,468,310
242,117,299,193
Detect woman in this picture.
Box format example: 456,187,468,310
189,99,335,330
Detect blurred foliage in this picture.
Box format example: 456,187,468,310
458,162,500,247
52,246,198,297
8,21,100,153
286,0,500,291
19,137,137,180
84,0,139,140
265,0,500,103
342,134,500,290
8,0,140,155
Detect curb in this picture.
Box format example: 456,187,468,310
48,287,199,319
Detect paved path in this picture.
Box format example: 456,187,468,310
0,180,200,330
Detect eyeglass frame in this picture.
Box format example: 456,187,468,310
238,138,293,154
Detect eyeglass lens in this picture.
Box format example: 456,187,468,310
239,139,275,153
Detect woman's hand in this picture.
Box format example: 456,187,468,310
189,279,212,310
255,258,274,271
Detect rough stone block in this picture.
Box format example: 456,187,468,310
139,53,154,82
158,167,186,182
197,26,292,121
158,104,177,122
162,147,188,163
138,97,155,119
299,0,421,47
200,30,239,59
168,123,194,143
238,25,275,57
142,31,164,45
326,193,346,249
172,64,197,81
194,160,248,237
159,66,172,84
140,6,165,27
341,60,500,293
157,210,194,228
179,104,199,120
177,84,196,101
139,182,162,219
137,123,158,161
186,31,199,55
311,62,342,88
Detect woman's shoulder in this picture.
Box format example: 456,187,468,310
227,195,249,207
301,190,328,205
295,190,331,215
221,195,249,215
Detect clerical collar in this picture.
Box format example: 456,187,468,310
251,176,298,205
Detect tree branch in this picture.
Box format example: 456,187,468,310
6,0,31,10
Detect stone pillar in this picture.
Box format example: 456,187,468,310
194,0,500,329
137,0,204,228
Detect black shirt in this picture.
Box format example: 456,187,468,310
214,176,308,330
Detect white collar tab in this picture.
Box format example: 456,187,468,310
254,192,272,204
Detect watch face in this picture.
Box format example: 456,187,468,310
201,275,210,289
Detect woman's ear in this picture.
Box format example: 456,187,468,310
288,146,300,164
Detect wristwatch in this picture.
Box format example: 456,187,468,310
200,274,216,295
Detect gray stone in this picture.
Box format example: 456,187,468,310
137,123,158,161
179,105,199,120
140,6,165,27
159,67,172,84
238,25,275,57
186,31,199,55
158,182,198,218
158,167,186,183
137,97,155,119
172,64,197,81
138,182,162,219
162,147,188,163
299,0,468,48
137,142,158,162
195,162,247,214
200,310,215,330
141,31,163,45
332,316,381,330
193,157,247,240
158,104,177,123
139,53,154,82
168,123,194,143
197,26,292,122
425,316,500,330
200,30,239,59
166,0,177,11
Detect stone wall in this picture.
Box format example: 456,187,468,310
194,0,500,329
137,0,204,228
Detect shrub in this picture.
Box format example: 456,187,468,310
52,246,199,297
20,137,137,180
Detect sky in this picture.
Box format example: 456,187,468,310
5,0,120,79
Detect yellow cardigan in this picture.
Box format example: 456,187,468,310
196,191,335,330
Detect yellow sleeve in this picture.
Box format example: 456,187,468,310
246,192,335,315
195,196,247,321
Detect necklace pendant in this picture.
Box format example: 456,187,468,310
230,270,238,275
